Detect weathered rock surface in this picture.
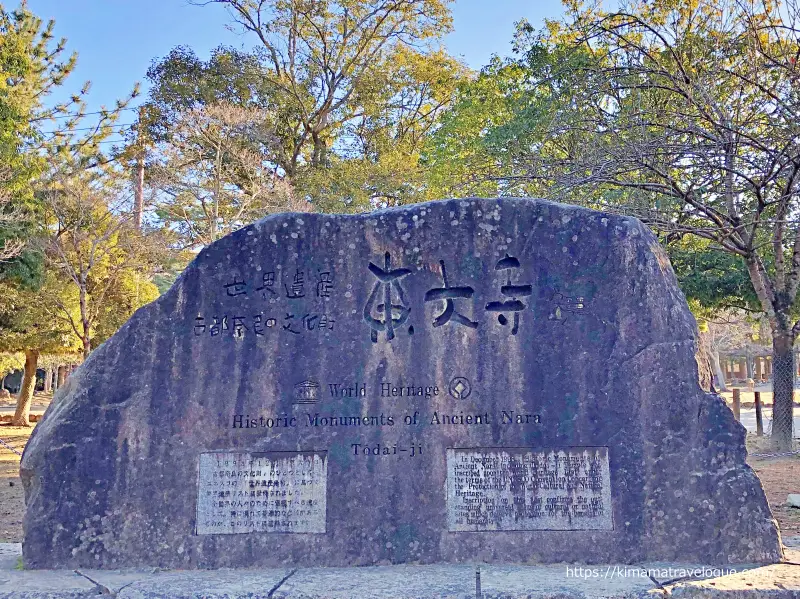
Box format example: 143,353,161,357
21,198,782,569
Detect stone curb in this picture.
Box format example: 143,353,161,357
0,557,798,599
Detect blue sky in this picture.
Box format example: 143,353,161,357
25,0,565,121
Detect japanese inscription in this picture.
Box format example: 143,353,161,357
194,266,337,339
196,451,327,535
256,272,277,297
485,254,533,335
424,260,478,329
285,268,305,298
192,251,592,341
363,251,413,342
362,251,549,341
446,447,612,531
220,269,335,301
194,312,335,338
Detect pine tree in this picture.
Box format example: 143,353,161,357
0,1,138,424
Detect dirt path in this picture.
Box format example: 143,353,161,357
0,426,29,542
749,454,800,538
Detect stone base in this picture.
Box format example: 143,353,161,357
1,545,798,599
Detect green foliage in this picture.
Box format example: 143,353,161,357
42,168,165,355
0,352,23,377
153,252,191,294
144,47,266,142
422,22,609,203
422,57,530,198
146,0,466,217
0,2,136,284
91,270,160,345
0,270,79,354
666,238,760,313
0,2,144,365
0,2,66,285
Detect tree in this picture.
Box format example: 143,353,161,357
667,236,763,390
700,310,768,391
0,273,78,425
42,170,161,358
0,2,138,425
0,2,72,282
462,0,800,449
146,0,465,212
0,2,137,286
668,241,760,316
0,353,24,382
422,46,568,199
149,102,296,249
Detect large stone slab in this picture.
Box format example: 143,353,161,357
4,559,800,599
20,198,782,568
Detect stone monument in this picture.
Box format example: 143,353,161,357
20,198,782,569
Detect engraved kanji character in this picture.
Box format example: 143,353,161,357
210,315,228,336
319,314,335,330
224,276,247,297
253,314,265,336
194,315,206,336
285,269,305,298
316,271,334,298
232,316,248,337
302,313,319,330
485,254,533,335
265,317,277,328
424,260,478,329
256,271,277,297
283,313,301,334
363,251,413,342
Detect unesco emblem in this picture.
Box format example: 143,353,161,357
448,376,471,399
293,380,320,404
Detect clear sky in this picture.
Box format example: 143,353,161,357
25,0,565,123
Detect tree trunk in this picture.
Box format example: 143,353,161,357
711,350,728,392
79,282,91,359
43,366,53,393
56,365,66,388
311,133,327,167
133,155,144,229
212,142,221,242
11,349,39,427
771,327,795,450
